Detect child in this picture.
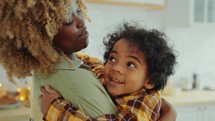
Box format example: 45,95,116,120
40,22,177,121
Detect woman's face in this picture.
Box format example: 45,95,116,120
53,3,89,54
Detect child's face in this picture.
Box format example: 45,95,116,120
53,2,89,54
104,39,152,96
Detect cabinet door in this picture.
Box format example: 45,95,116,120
194,0,205,22
204,105,215,121
207,0,215,23
194,0,215,23
176,106,202,121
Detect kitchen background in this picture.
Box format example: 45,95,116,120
84,0,215,90
0,0,215,121
1,0,215,90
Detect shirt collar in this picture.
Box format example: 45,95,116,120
55,58,82,70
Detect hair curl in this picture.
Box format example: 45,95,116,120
103,23,177,91
0,0,88,83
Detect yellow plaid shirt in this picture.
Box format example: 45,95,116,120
43,53,161,121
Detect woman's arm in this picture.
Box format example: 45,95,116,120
159,98,177,121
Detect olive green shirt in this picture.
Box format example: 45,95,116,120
30,59,117,121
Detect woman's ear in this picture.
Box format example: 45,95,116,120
144,79,155,89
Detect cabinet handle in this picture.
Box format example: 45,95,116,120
203,106,207,110
198,106,205,110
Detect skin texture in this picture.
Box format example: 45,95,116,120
53,3,89,55
159,98,177,121
40,86,61,114
104,38,154,96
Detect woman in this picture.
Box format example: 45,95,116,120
0,0,117,121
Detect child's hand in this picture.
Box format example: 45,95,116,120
39,85,61,114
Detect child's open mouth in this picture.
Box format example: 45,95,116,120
109,77,125,85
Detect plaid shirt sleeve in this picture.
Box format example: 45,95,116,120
76,52,105,84
115,90,162,121
43,91,161,121
43,97,90,121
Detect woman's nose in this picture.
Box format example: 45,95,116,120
73,14,84,28
77,18,84,28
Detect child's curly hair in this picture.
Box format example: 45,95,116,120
103,22,177,91
0,0,88,83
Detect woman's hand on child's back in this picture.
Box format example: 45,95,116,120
39,85,61,114
159,98,177,121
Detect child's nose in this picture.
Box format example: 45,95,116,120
111,64,123,74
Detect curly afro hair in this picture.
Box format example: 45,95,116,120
103,23,177,91
0,0,88,83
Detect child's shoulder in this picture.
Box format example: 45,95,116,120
144,90,161,101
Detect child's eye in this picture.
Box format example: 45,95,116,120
108,56,116,62
127,62,136,68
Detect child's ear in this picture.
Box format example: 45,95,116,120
144,79,155,89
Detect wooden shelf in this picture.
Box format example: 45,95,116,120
86,0,167,9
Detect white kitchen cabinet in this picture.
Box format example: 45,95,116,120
194,0,215,23
164,0,215,28
176,106,201,121
205,105,215,121
163,90,215,121
176,104,215,121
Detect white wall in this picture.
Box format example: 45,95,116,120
1,2,215,90
166,25,215,88
83,3,215,89
83,4,165,60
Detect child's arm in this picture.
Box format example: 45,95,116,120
40,86,137,121
40,86,91,121
40,86,160,121
76,52,105,83
42,97,137,121
76,52,103,69
43,97,91,121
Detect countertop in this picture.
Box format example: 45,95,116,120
1,90,215,121
0,106,30,121
162,90,215,106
